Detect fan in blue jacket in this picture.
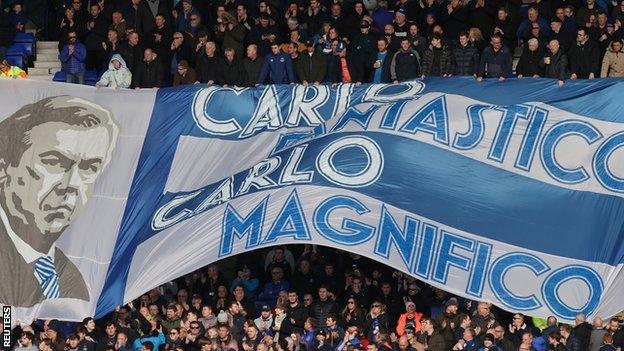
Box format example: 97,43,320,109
258,43,295,84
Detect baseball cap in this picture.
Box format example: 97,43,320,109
261,305,271,311
360,20,370,28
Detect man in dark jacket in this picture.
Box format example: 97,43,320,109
296,40,326,85
569,28,601,79
146,13,173,60
543,39,568,86
258,43,295,84
477,34,512,80
132,48,164,88
572,314,592,351
453,32,480,76
135,0,169,36
332,41,364,84
370,37,392,83
390,37,420,82
242,44,263,86
195,41,218,83
119,31,143,73
217,47,244,86
83,3,109,69
351,20,377,81
421,33,453,77
311,286,337,329
516,38,545,77
0,2,14,61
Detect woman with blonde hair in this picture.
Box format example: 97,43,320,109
469,28,486,52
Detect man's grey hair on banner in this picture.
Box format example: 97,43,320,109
0,95,119,168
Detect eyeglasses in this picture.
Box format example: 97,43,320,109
190,326,200,330
304,298,312,301
190,17,198,21
372,304,381,308
405,331,414,335
174,36,183,39
68,36,77,39
347,301,355,304
170,332,178,335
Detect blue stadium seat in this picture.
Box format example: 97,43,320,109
8,42,33,57
6,54,26,68
53,70,97,86
14,32,35,44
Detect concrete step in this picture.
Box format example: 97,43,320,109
29,74,55,81
29,67,52,75
36,53,59,62
37,48,59,55
38,41,59,49
34,61,61,69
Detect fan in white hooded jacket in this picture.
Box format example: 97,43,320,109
96,54,132,88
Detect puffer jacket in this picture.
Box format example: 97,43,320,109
601,46,624,77
420,45,453,77
96,54,132,88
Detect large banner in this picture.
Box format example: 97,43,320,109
1,78,624,324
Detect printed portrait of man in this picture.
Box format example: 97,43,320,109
0,96,119,307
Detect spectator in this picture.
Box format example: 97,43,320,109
135,0,169,36
420,33,452,77
370,37,392,83
195,41,221,84
601,39,624,77
390,37,421,83
14,331,37,351
493,7,516,51
0,58,27,78
517,7,551,40
83,3,108,70
258,42,295,84
407,23,427,57
477,34,512,80
599,333,617,351
439,0,469,41
577,0,601,28
119,31,142,73
351,20,376,81
146,13,173,60
573,314,592,351
479,333,501,351
96,54,132,88
295,40,326,85
332,41,364,84
172,59,195,85
110,11,127,38
589,317,606,351
102,28,122,66
60,30,87,84
452,31,479,76
420,318,447,351
543,39,568,86
215,12,246,60
304,0,327,37
372,0,393,34
169,31,194,78
10,3,26,32
516,38,545,78
311,286,337,329
547,332,566,351
259,265,291,308
561,324,581,351
396,302,423,337
453,328,481,351
172,0,196,32
132,48,164,88
569,28,601,79
607,318,624,350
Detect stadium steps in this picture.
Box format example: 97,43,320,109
29,41,60,81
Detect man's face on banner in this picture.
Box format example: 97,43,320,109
2,121,112,236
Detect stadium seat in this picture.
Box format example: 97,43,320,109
53,70,98,86
8,42,33,57
13,32,35,44
6,54,26,68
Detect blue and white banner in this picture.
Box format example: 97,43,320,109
1,78,624,323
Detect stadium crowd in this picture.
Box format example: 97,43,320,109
1,0,624,85
7,245,624,351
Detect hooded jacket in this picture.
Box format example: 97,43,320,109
97,54,132,88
